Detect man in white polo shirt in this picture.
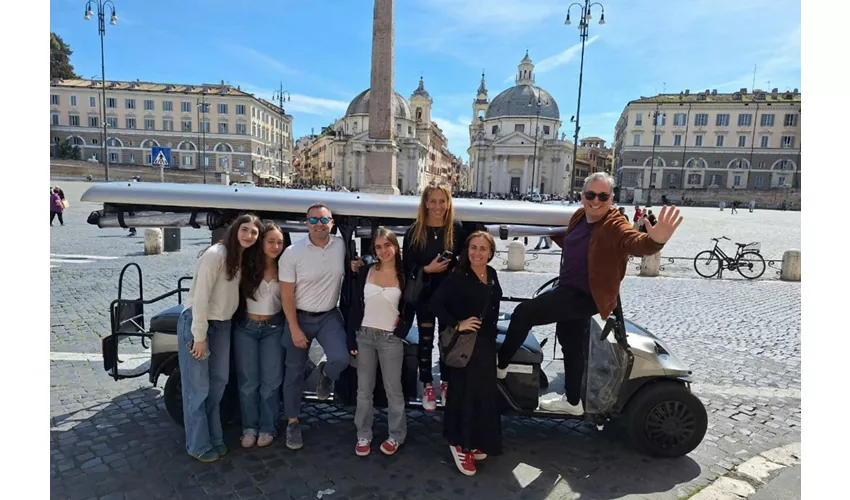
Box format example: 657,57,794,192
279,202,348,450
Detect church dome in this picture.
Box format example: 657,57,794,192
485,85,560,120
346,89,412,120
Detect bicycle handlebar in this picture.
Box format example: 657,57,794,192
711,236,731,242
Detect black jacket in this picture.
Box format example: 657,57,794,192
345,257,407,352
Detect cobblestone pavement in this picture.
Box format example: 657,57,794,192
50,181,801,499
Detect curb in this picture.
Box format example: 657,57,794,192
687,442,800,499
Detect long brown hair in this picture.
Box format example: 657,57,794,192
240,222,288,300
455,230,496,274
372,227,404,290
409,182,455,251
203,213,263,281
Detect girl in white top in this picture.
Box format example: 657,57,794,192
178,213,262,463
234,222,290,449
346,227,408,457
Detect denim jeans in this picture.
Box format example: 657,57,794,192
281,309,349,420
176,307,231,457
234,314,284,436
354,327,407,443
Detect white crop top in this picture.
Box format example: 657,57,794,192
361,282,401,332
245,279,282,315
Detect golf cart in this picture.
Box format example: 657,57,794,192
85,182,707,458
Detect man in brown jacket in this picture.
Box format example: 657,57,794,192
497,172,683,414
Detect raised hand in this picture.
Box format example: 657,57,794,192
645,205,684,244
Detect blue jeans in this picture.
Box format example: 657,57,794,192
176,308,231,457
234,314,284,436
281,309,349,420
354,327,407,443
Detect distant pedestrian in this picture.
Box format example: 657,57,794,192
748,200,755,213
50,188,64,226
534,236,551,250
731,200,739,214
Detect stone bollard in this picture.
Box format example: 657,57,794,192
144,228,163,255
640,252,661,277
507,240,526,271
780,250,801,281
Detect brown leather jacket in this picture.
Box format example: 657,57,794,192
564,206,665,319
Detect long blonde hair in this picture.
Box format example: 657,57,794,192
409,183,455,251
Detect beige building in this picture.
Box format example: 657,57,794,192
467,53,574,196
49,78,293,184
613,87,801,201
293,77,458,193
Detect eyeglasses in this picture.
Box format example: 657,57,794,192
308,216,332,224
583,191,611,202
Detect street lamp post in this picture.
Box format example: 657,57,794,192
647,104,664,206
528,91,550,196
272,85,291,188
196,96,208,183
84,0,117,182
565,1,605,198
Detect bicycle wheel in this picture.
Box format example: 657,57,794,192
737,252,765,279
694,251,720,278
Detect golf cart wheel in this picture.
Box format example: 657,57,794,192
624,381,708,458
694,251,720,278
163,371,184,426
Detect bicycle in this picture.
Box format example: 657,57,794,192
693,236,766,279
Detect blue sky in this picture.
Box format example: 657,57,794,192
50,0,800,162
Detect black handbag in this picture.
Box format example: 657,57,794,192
439,279,493,369
403,267,426,304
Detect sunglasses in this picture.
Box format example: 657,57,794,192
583,191,611,202
308,216,332,224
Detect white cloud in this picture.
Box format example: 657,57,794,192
236,83,349,116
223,45,300,77
504,36,599,83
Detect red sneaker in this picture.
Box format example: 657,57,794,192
473,449,487,461
450,445,476,476
380,438,400,456
440,382,449,405
355,438,371,457
422,385,437,411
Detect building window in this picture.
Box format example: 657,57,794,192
181,101,191,113
144,100,155,111
514,124,525,133
760,136,769,148
199,102,210,114
88,116,99,128
203,156,210,167
396,122,401,135
125,99,136,110
128,154,136,164
695,134,704,147
163,119,174,131
51,113,60,125
218,122,228,134
144,118,155,130
107,98,117,108
236,104,246,115
716,114,729,127
758,161,766,169
668,173,679,185
754,175,764,187
50,94,59,105
183,156,193,166
146,153,153,165
236,123,247,135
688,174,702,184
163,101,173,112
694,113,708,127
632,133,641,146
715,135,724,147
634,113,643,126
710,174,722,186
201,121,210,133
543,125,550,135
126,117,137,129
653,134,661,146
89,96,97,107
737,136,746,148
181,120,192,132
219,157,228,169
673,113,686,126
781,135,795,148
218,103,228,114
69,114,80,127
653,113,666,126
107,117,118,128
408,126,413,135
737,113,753,127
109,152,119,163
761,113,774,127
673,134,682,146
779,159,791,170
734,175,741,186
70,95,77,107
631,159,638,165
784,113,798,127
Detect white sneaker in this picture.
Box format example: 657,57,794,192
539,394,584,415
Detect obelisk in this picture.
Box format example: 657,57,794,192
363,0,400,194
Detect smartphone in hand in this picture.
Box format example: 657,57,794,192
186,339,210,360
438,250,453,262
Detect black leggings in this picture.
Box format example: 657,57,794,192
413,301,448,385
50,212,64,225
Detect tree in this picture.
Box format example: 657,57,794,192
51,32,79,80
54,138,82,160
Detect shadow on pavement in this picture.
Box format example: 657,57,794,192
50,385,703,500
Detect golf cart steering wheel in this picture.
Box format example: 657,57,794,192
532,277,559,298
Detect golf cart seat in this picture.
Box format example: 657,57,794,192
402,324,543,365
149,304,185,334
